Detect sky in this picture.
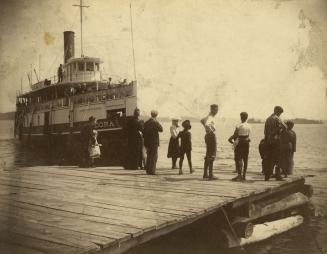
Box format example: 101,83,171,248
0,0,326,119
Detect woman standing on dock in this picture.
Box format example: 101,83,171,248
167,117,181,169
80,116,97,168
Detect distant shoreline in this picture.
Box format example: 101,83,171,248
0,111,325,124
247,118,324,124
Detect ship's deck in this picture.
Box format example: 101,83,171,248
0,166,306,254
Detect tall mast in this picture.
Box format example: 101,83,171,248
73,0,89,57
130,3,137,81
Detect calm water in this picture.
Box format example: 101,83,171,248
0,119,326,254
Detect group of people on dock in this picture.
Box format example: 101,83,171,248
80,104,296,182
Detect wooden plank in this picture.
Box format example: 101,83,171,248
3,193,162,232
0,172,244,199
231,177,305,208
0,242,47,254
0,200,137,241
0,215,101,252
7,166,300,197
1,232,86,254
0,174,231,213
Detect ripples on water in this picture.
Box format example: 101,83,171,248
0,120,326,254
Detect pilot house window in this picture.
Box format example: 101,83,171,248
78,62,84,71
86,62,94,71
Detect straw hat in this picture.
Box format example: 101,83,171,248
171,116,182,121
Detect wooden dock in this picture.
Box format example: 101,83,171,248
0,166,308,254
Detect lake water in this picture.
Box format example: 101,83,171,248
0,119,326,254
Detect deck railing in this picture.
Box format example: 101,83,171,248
18,82,136,113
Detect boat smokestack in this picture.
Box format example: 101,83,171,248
63,31,75,63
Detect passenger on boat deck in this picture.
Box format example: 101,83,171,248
167,117,181,169
108,77,112,88
143,110,163,175
263,106,287,181
57,64,64,83
201,104,219,180
228,112,251,181
120,79,127,86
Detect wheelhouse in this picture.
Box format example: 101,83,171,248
63,57,102,83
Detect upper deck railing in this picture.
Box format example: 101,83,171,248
16,82,136,113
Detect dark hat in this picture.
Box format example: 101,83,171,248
286,120,294,128
89,116,96,121
274,106,284,114
182,120,191,130
210,104,219,109
240,112,248,120
151,110,158,118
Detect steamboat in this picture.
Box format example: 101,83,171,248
14,1,137,166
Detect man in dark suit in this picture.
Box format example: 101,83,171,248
143,110,163,175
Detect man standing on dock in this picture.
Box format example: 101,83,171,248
125,108,144,170
143,110,163,175
201,104,219,180
264,106,287,181
228,112,251,181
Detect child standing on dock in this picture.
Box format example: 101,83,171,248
178,120,193,175
201,104,219,180
228,112,251,181
167,118,181,169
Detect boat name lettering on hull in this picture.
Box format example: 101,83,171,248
95,119,120,129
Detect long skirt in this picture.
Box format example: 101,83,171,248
167,137,180,158
126,138,143,169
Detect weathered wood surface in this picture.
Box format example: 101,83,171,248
0,166,305,254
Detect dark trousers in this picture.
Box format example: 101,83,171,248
126,138,143,170
146,146,158,175
234,141,249,177
58,73,63,82
79,145,93,168
204,132,216,178
172,157,178,168
264,141,280,180
179,150,192,171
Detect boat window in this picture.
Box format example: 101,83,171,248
72,63,76,72
86,62,94,71
78,62,84,71
95,63,99,71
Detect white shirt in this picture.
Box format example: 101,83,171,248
202,114,216,133
236,122,251,136
170,125,179,138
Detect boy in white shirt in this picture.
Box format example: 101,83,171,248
228,112,251,181
200,104,219,180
